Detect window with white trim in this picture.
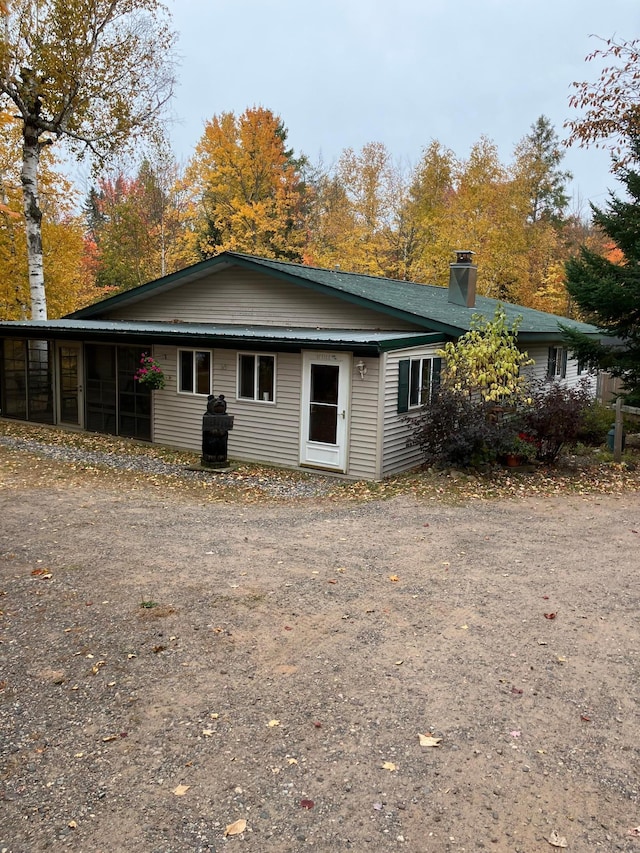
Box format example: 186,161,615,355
547,346,567,379
178,349,212,395
237,353,275,402
397,356,441,413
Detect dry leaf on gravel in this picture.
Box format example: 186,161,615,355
381,761,397,771
547,830,568,847
628,827,640,837
418,733,442,747
267,719,280,727
225,819,247,836
173,784,190,796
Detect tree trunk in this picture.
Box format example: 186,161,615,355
21,124,47,320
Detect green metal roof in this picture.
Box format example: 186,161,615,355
68,251,600,342
0,319,443,354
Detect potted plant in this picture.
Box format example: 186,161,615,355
504,433,538,466
134,353,165,390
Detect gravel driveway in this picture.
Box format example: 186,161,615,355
1,426,639,852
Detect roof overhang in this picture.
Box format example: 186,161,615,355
0,320,446,355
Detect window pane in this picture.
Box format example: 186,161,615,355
309,403,337,443
179,351,193,392
239,354,255,398
420,360,432,404
257,356,274,401
195,351,210,395
310,364,338,404
409,359,421,407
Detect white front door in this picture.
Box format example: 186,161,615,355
300,351,351,472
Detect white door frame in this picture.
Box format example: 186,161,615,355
299,351,351,473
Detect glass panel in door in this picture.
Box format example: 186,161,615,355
309,364,339,443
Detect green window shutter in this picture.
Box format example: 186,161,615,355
397,359,410,413
432,357,442,390
561,348,568,379
547,347,555,379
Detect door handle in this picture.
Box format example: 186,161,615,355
340,410,346,419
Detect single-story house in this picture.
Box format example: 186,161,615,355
0,251,599,480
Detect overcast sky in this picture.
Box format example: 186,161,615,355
167,0,639,214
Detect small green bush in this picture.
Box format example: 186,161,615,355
576,400,614,446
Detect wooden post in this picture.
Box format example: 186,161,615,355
614,396,623,462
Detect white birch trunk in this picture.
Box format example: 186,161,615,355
21,128,47,320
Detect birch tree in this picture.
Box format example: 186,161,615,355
0,0,175,319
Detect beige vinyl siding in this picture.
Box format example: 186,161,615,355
106,267,419,331
151,346,301,464
151,345,381,478
381,345,442,477
345,355,380,480
523,345,597,392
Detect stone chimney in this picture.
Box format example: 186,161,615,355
448,250,477,308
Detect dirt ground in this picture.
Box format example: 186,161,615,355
1,443,640,852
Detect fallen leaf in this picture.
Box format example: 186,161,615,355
287,758,298,765
202,729,214,737
381,761,397,771
313,721,322,728
546,830,568,847
327,579,337,584
628,826,640,837
510,730,521,738
461,624,469,630
300,799,314,809
284,625,293,631
225,819,247,836
373,802,383,810
173,784,190,796
542,595,549,600
544,612,557,620
388,575,399,582
418,733,442,747
511,686,523,695
102,735,118,742
68,820,77,829
580,715,591,722
267,719,280,727
394,660,404,666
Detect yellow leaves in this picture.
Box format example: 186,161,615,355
418,733,442,747
267,719,280,727
381,761,397,771
173,784,190,797
225,819,247,837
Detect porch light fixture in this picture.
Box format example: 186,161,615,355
356,360,367,379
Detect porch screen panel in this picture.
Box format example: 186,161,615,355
1,339,53,422
26,340,54,423
2,338,27,419
117,346,151,441
85,344,117,434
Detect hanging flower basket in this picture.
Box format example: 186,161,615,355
134,353,165,390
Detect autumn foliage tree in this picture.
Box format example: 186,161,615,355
183,107,308,262
85,146,185,292
0,106,88,319
0,0,176,318
566,36,640,166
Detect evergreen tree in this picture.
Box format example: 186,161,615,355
563,137,640,403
